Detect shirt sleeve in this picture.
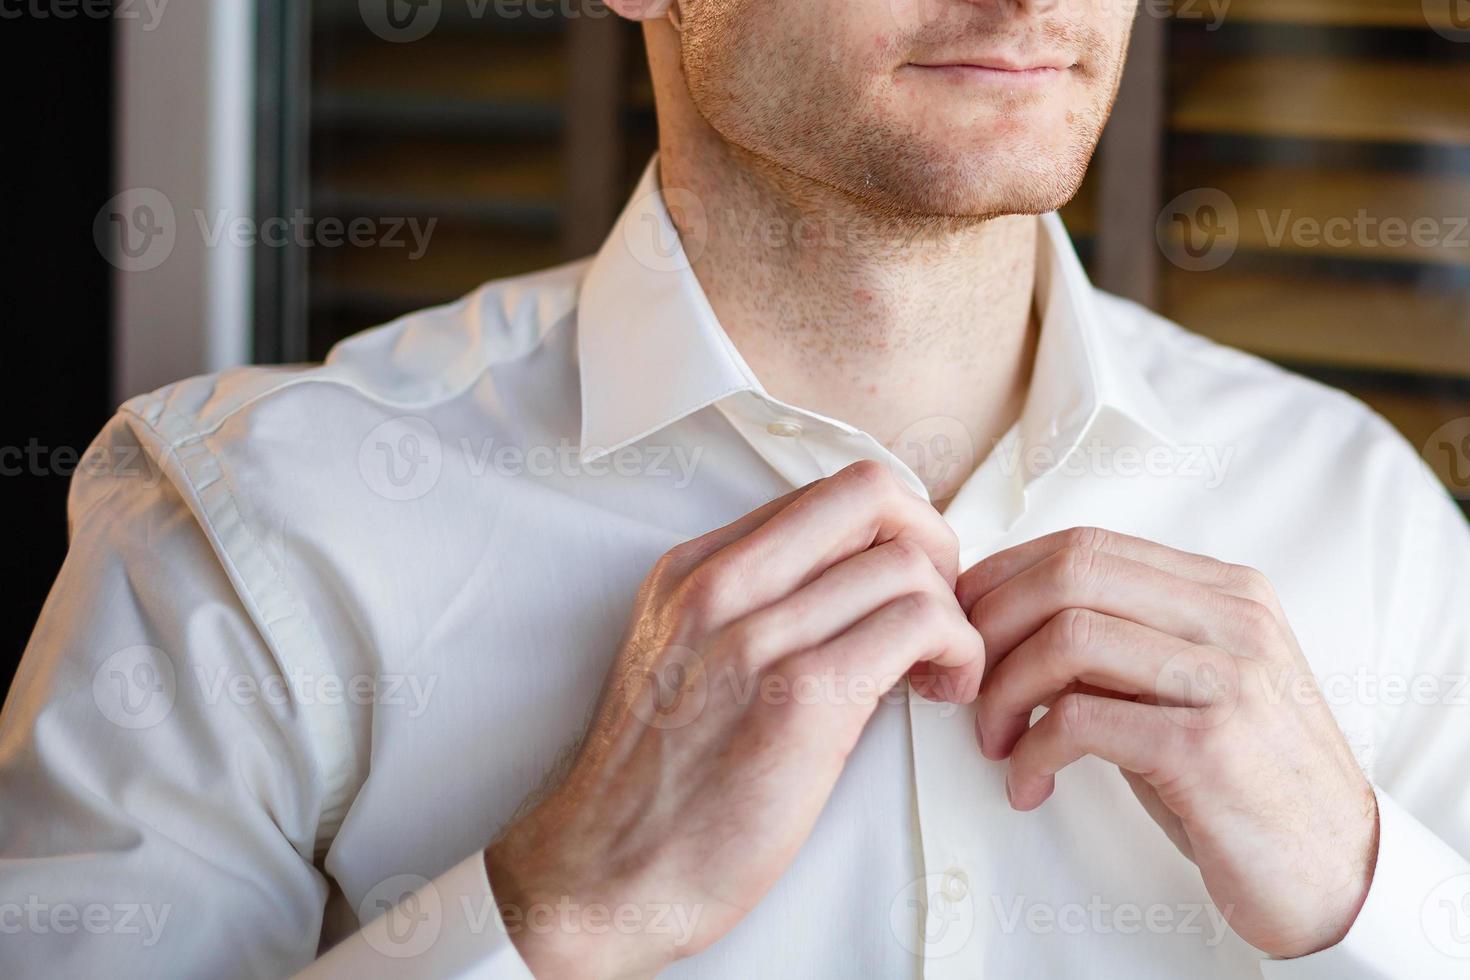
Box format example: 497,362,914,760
296,852,535,979
1259,446,1470,979
0,412,534,979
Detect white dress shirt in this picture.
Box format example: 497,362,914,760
3,159,1469,980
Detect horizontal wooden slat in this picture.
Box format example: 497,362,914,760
316,34,566,106
1173,56,1470,147
311,226,563,309
312,0,567,34
1218,0,1465,28
1167,164,1470,268
313,93,564,134
1164,267,1470,378
315,141,562,228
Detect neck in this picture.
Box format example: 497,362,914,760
652,39,1040,506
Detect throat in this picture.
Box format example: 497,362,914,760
704,220,1043,505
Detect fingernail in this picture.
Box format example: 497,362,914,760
1004,772,1015,807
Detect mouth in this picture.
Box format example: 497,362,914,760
903,56,1077,86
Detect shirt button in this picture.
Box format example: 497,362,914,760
941,867,969,901
766,419,804,439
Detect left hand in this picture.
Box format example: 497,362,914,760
958,527,1379,960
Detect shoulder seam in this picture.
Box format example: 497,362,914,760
129,289,581,448
118,402,361,857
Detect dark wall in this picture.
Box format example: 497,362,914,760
0,10,116,692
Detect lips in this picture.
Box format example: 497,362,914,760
907,56,1076,73
901,63,1074,90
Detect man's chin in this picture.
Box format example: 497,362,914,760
848,157,1085,225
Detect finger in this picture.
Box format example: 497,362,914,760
1006,694,1189,811
668,483,815,571
977,609,1228,760
785,589,985,715
732,539,954,661
970,547,1262,669
706,461,959,615
958,526,1268,612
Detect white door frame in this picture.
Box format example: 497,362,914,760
111,0,256,404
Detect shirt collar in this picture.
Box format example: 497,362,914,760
578,156,1177,467
1024,203,1180,462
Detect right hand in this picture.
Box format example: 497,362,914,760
485,461,985,978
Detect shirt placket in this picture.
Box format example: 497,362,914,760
909,468,1025,980
719,390,1024,980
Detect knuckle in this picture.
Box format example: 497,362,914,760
1150,724,1192,780
750,690,807,743
1063,526,1110,554
1196,645,1241,702
1232,597,1280,649
1052,607,1100,657
662,538,702,565
841,459,894,493
937,520,962,560
967,593,990,633
718,618,777,673
1231,654,1271,703
772,649,831,694
1224,563,1275,604
896,590,948,628
1055,544,1101,593
774,649,815,680
886,536,933,578
1184,722,1230,769
1055,693,1092,742
650,544,695,586
959,617,986,659
676,561,735,625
